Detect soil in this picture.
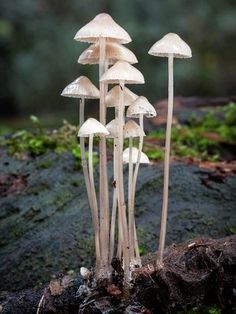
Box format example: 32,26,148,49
0,236,235,313
0,148,236,293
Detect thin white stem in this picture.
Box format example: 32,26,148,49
117,81,130,282
88,134,101,267
36,294,45,314
109,139,117,263
79,98,93,215
99,37,109,275
128,137,134,261
134,221,141,266
157,54,174,264
130,114,144,266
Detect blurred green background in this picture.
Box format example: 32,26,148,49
0,0,235,127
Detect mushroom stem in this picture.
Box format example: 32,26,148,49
117,81,130,282
79,98,93,215
130,114,144,266
88,133,101,271
157,54,174,264
109,139,117,263
128,137,134,261
99,36,110,275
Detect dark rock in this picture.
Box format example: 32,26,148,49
0,149,236,291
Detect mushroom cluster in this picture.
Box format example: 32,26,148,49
62,13,191,284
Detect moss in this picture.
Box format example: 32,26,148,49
0,116,98,167
146,102,236,161
177,305,221,314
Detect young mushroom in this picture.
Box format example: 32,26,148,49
61,76,100,228
123,120,145,265
148,33,192,264
74,14,131,275
126,97,156,265
101,60,144,282
78,118,109,274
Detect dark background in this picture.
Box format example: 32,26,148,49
0,0,235,127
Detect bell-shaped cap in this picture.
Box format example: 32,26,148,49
127,96,157,118
61,76,100,99
106,119,118,138
148,33,192,58
123,120,145,138
100,61,145,84
123,147,150,164
105,85,138,108
74,13,131,44
78,118,109,137
78,41,138,65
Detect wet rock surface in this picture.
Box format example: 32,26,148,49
0,148,236,292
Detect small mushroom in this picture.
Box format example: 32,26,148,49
126,96,156,265
61,76,100,253
148,33,191,264
78,118,109,268
124,120,146,265
123,147,149,164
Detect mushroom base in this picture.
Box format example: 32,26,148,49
1,236,235,313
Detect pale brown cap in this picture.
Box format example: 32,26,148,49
78,118,109,137
105,85,138,108
100,61,144,84
78,41,137,65
123,120,145,138
74,13,131,44
148,33,192,58
127,96,157,118
61,76,100,99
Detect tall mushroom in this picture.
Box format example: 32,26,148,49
126,97,156,265
78,118,109,274
148,33,192,264
106,86,138,260
61,76,100,220
101,60,144,282
74,14,131,275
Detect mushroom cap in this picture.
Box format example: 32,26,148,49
105,85,138,108
78,118,109,137
106,119,118,138
100,61,145,84
61,76,100,99
148,33,192,58
123,120,145,138
126,96,157,118
78,41,138,65
74,13,131,44
123,147,150,164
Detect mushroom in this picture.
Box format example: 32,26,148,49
148,33,192,264
123,120,145,265
123,147,149,164
61,76,100,230
126,97,156,265
78,41,138,65
101,60,144,282
78,118,109,271
74,14,132,274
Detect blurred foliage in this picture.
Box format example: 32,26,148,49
0,0,235,119
145,102,236,161
0,115,98,168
